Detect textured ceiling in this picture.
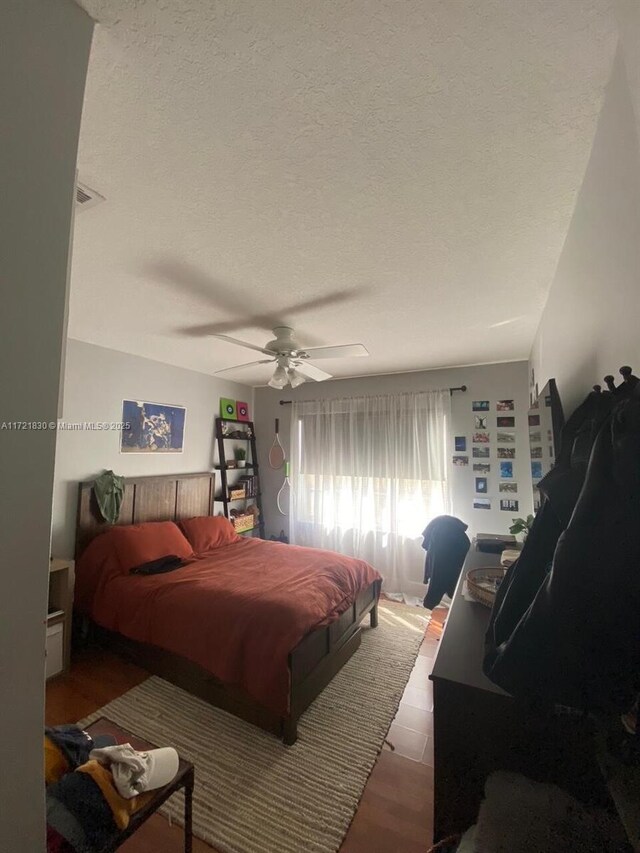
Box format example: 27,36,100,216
71,0,617,385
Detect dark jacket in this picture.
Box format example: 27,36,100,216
487,387,615,651
422,515,470,610
485,386,640,713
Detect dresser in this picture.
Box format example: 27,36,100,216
430,544,609,842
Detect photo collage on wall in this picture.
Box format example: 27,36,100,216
453,397,519,513
528,390,555,508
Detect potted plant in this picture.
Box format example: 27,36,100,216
234,446,247,468
509,515,534,541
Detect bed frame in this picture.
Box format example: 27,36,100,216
75,472,380,744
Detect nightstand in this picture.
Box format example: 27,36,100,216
47,558,74,678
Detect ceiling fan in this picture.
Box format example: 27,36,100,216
213,326,369,388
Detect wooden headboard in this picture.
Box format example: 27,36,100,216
76,471,216,558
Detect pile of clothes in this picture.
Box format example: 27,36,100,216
428,771,626,853
484,370,640,716
46,724,178,852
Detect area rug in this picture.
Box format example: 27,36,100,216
79,602,429,853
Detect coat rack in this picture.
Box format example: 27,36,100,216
601,365,639,395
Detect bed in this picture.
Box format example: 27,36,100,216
75,472,381,744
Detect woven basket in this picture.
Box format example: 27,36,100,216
232,514,254,533
466,567,506,608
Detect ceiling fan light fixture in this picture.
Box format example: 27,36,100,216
288,368,306,389
210,326,367,384
268,364,288,389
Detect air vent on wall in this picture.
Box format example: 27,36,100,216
75,181,105,211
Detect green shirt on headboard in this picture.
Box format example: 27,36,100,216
93,470,125,524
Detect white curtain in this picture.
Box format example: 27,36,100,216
290,390,451,602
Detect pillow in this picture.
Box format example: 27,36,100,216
109,521,195,574
179,515,241,554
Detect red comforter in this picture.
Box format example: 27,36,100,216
75,537,380,715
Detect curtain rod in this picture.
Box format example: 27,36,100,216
279,385,466,405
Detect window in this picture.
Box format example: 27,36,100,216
290,390,451,600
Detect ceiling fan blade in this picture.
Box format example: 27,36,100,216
150,259,255,314
301,343,369,360
294,361,333,382
153,259,368,337
211,334,272,355
214,359,274,376
200,291,365,336
177,322,233,336
283,289,365,317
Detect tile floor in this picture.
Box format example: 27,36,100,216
383,606,445,769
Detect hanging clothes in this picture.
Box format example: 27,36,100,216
484,385,640,714
422,515,470,610
487,386,615,649
93,470,125,524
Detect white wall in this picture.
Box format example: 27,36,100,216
615,1,640,151
530,43,640,415
0,1,93,848
254,361,532,545
52,339,253,556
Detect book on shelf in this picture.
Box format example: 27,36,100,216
237,474,258,497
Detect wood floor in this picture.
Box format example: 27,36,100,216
46,606,447,853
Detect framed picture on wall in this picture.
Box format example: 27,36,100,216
473,498,491,510
475,477,488,494
500,461,514,478
120,400,186,453
472,446,490,458
500,499,519,512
